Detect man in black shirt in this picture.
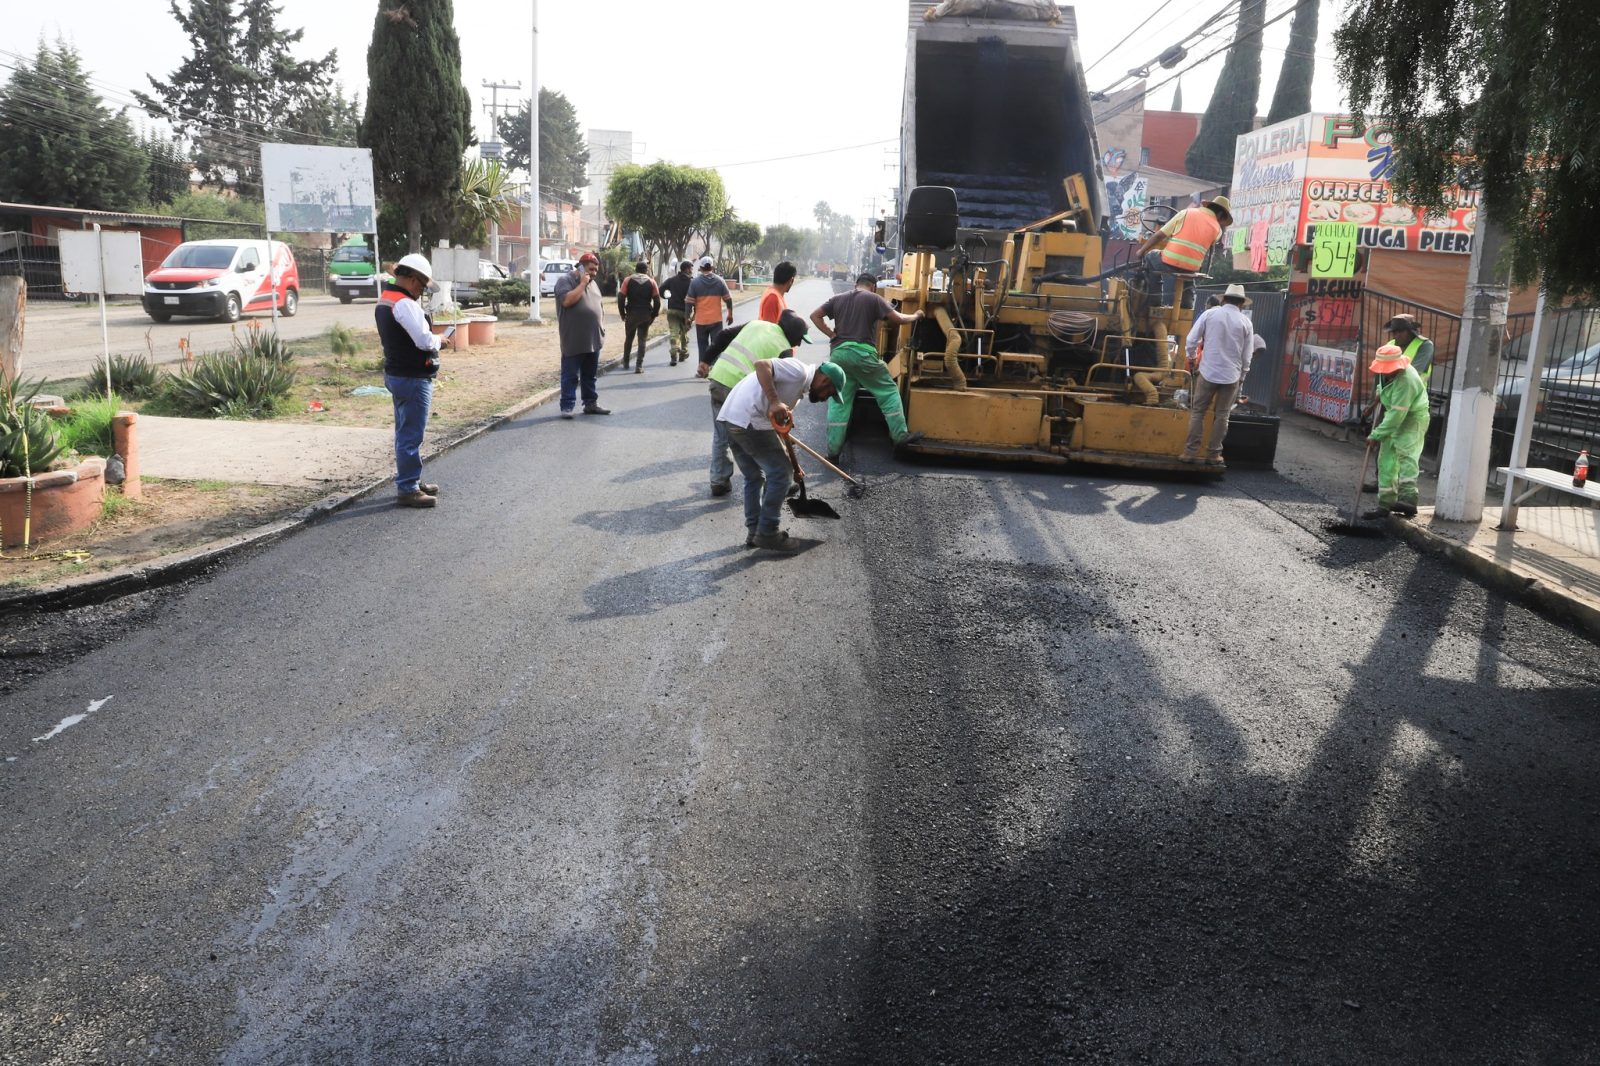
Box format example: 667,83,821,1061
658,260,694,367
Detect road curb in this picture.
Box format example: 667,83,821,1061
0,325,688,616
1386,515,1600,640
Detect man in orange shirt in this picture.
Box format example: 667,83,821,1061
685,255,734,362
758,261,797,323
1132,194,1231,308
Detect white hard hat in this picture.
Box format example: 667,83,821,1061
397,253,433,279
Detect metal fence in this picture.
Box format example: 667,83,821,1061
1195,283,1289,410
1488,305,1600,468
0,231,66,300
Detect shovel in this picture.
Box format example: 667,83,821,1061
785,435,867,498
1326,438,1386,538
780,436,840,519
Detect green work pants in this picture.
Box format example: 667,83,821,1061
666,310,689,362
1376,420,1428,506
826,341,908,456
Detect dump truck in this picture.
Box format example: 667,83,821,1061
874,0,1276,472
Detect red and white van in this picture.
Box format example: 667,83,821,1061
142,239,300,323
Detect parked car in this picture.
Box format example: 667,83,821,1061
531,259,576,297
328,238,378,303
142,239,299,323
1493,340,1600,462
451,259,508,307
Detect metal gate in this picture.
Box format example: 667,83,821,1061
1193,283,1289,410
0,231,65,300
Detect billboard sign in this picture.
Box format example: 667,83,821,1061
1228,114,1312,271
261,144,377,233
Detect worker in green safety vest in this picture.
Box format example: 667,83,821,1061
698,310,810,497
1386,313,1435,382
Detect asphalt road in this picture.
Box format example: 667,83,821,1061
3,278,1599,1064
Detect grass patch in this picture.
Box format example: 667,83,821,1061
193,479,232,492
56,393,124,457
100,488,142,521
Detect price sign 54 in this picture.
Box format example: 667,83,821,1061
1312,222,1359,278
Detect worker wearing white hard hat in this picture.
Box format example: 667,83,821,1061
377,252,445,508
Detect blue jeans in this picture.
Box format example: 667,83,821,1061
725,424,792,535
560,350,600,411
708,380,734,488
1142,251,1196,308
386,374,433,494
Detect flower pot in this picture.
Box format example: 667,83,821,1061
465,315,497,346
0,457,107,548
432,321,469,351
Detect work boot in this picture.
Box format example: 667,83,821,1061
744,530,758,549
634,364,644,375
1390,502,1418,517
1178,452,1202,464
670,356,678,366
419,483,439,496
710,481,732,497
1362,507,1391,520
583,404,611,415
620,357,630,370
752,530,797,552
397,491,435,509
560,409,575,420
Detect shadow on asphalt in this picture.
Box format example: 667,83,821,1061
574,492,727,536
571,539,821,621
608,455,707,485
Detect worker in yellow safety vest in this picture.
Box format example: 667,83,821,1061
698,310,811,497
1385,313,1435,383
1132,194,1232,309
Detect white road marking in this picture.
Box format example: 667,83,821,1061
33,697,113,743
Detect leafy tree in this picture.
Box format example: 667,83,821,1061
758,223,806,263
449,158,516,248
362,0,473,253
137,0,339,190
153,189,265,240
1185,0,1265,182
496,88,589,205
1336,0,1600,300
718,217,762,271
140,131,192,207
0,43,149,209
605,162,726,268
288,85,362,144
1266,0,1319,125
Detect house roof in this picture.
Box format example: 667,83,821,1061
0,201,191,227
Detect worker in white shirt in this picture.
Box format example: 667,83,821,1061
1181,283,1254,467
716,357,846,551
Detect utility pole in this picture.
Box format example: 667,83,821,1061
525,0,542,325
1434,215,1510,522
481,79,520,267
480,79,522,143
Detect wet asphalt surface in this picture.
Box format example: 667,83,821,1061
3,278,1599,1064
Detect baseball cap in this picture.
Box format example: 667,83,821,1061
817,361,847,396
697,255,714,269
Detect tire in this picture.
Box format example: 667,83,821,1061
281,287,298,317
148,312,172,323
220,292,242,323
338,293,353,305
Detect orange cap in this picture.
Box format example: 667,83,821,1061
1369,343,1410,373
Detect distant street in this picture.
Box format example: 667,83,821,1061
3,277,1598,1063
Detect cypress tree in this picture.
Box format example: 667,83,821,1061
362,0,473,254
1266,0,1320,125
1185,0,1266,182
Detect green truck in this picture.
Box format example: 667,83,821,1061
328,237,379,303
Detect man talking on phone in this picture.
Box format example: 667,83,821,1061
377,253,444,509
554,251,611,418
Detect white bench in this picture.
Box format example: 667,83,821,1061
1498,466,1600,507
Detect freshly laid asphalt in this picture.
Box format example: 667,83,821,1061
3,278,1599,1064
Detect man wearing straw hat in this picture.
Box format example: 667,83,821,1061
1181,283,1254,467
1365,343,1430,518
1132,194,1233,308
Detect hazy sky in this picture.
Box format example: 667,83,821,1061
14,0,1349,230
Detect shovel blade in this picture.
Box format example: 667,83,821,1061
788,497,841,519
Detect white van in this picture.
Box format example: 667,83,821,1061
142,239,300,323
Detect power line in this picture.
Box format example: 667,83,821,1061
1082,0,1186,76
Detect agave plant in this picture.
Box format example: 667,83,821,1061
79,353,163,399
231,321,295,363
163,351,297,419
0,376,63,478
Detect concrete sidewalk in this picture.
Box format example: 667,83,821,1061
1274,408,1600,635
137,414,393,486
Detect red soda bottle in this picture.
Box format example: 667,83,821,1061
1575,449,1590,489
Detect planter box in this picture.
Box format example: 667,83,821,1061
0,456,106,547
465,315,497,346
431,321,468,351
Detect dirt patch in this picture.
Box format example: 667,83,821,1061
0,478,324,591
